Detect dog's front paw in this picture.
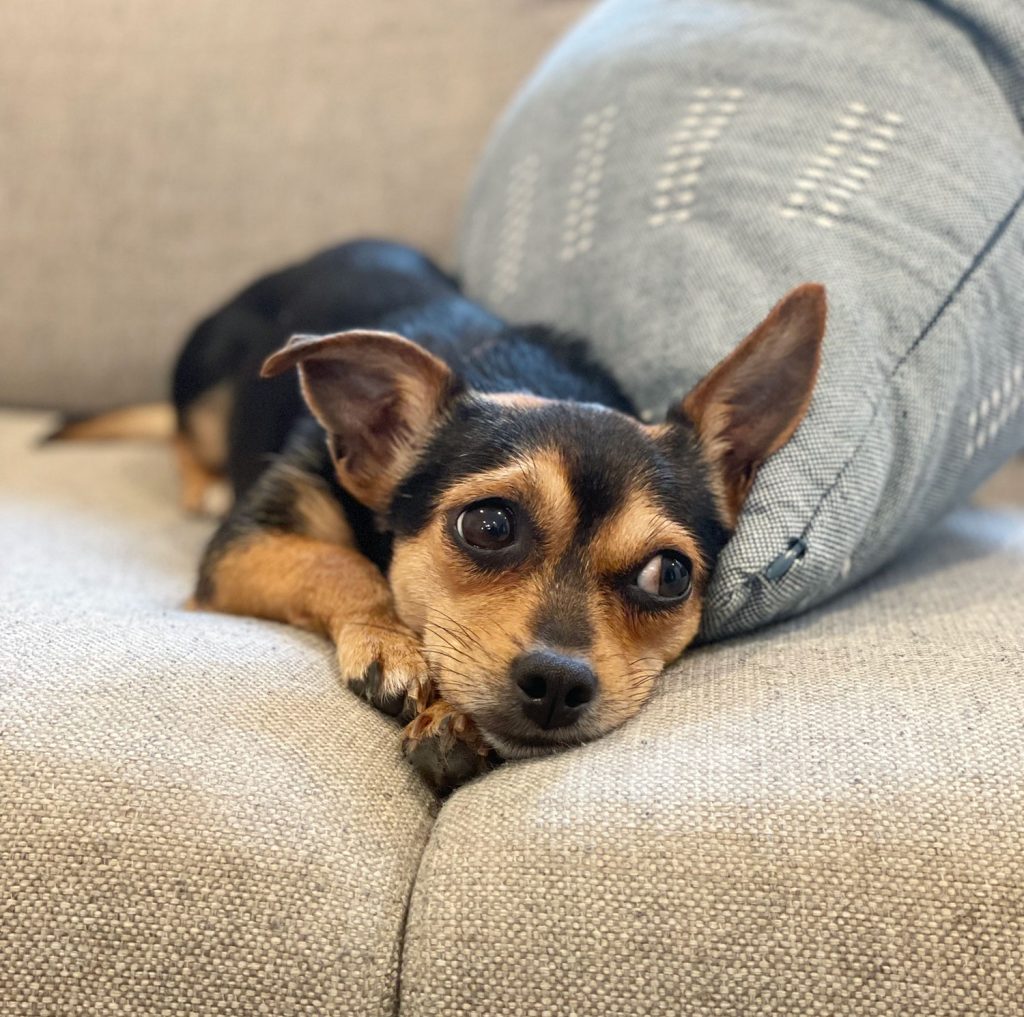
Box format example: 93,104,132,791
402,701,495,795
336,620,431,720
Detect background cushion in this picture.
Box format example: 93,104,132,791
402,485,1024,1016
0,411,436,1017
458,0,1024,638
0,0,590,414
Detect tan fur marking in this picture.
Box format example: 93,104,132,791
51,402,175,442
284,467,354,545
434,448,578,559
199,531,393,638
574,488,705,732
588,592,701,733
489,392,551,409
199,529,430,708
183,383,233,471
390,523,545,715
590,489,707,584
174,434,226,515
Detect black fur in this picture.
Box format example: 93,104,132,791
175,241,458,496
180,239,730,609
388,399,729,577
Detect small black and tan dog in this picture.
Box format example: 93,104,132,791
69,240,826,792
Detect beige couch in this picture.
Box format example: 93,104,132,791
2,3,1022,1014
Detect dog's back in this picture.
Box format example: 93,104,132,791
174,239,635,501
173,240,461,497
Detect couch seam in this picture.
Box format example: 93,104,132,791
390,799,441,1017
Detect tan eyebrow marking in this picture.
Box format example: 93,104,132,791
437,448,577,556
589,488,707,584
488,392,552,410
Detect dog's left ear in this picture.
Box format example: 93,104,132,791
671,283,827,522
262,329,459,511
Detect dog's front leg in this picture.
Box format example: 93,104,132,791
196,528,431,719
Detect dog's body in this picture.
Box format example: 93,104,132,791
163,239,826,792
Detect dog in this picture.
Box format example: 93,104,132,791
65,239,826,793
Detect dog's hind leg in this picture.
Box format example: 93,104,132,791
45,402,177,443
174,433,231,516
176,382,235,516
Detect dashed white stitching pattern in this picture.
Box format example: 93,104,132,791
491,153,540,302
965,361,1024,458
648,87,744,228
781,103,903,228
560,105,617,261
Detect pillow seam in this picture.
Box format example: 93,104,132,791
797,182,1024,534
718,180,1024,622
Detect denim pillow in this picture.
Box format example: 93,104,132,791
459,0,1024,638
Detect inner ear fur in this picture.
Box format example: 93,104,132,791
262,329,458,512
676,283,827,523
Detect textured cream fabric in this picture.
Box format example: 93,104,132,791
3,416,1023,1015
403,495,1024,1014
0,0,590,413
0,412,436,1016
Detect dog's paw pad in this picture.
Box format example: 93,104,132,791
402,706,493,795
337,622,430,720
349,661,407,716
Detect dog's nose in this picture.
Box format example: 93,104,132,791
511,650,597,730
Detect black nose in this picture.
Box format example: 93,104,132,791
511,650,597,731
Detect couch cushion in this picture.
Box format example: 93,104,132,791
459,0,1024,640
0,0,591,414
401,492,1024,1015
0,412,435,1016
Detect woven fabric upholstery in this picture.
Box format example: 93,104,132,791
0,412,436,1017
0,0,590,413
1,432,1022,1016
459,0,1024,639
402,494,1024,1016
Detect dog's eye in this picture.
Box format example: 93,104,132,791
456,500,516,551
634,552,692,601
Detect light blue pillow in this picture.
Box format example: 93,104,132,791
459,0,1024,638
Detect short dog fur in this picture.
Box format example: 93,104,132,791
149,240,824,792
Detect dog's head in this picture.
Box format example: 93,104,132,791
262,285,826,757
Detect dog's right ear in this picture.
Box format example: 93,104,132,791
262,330,459,511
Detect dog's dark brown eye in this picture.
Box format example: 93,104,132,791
635,552,692,601
456,500,516,551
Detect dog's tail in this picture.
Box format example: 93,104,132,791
44,402,177,443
